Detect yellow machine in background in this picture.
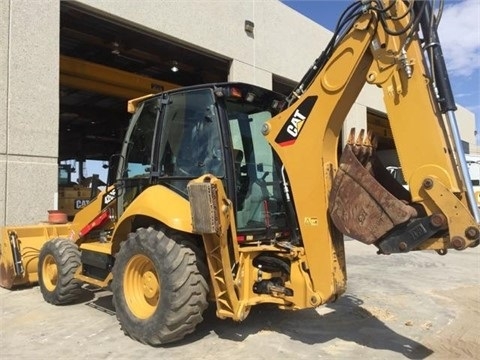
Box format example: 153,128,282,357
57,164,105,219
57,164,92,218
0,0,478,346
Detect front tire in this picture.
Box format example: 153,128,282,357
112,227,208,345
38,238,82,305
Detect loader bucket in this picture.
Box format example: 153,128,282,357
0,223,72,289
329,129,417,244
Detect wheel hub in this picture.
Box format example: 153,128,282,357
42,254,58,291
124,254,160,319
142,270,159,299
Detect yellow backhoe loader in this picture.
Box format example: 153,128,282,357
57,164,104,219
1,0,478,346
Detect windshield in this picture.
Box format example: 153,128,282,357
157,88,224,193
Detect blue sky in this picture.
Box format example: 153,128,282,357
284,0,480,141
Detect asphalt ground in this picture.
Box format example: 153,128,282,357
1,240,479,359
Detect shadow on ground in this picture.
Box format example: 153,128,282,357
195,295,432,359
86,288,432,358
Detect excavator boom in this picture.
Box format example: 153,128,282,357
262,0,478,293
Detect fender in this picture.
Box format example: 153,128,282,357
111,184,193,249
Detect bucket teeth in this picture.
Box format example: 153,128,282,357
347,128,376,148
369,130,378,150
364,130,372,147
347,128,376,166
347,128,356,145
330,128,416,244
355,129,365,146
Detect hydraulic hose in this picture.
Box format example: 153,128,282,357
415,1,480,222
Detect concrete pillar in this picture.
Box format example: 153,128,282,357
0,0,59,225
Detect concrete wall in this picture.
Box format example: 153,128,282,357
0,1,8,225
0,0,59,226
74,0,332,86
229,60,272,89
456,106,476,146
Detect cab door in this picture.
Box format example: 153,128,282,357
116,98,161,215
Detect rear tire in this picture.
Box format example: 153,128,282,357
112,227,208,345
38,238,82,305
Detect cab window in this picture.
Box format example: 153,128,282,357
158,88,224,193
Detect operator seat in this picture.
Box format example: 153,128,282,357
235,152,270,229
233,149,248,210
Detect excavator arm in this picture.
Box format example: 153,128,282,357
263,0,478,293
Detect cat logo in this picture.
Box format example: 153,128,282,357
275,96,317,147
286,109,307,137
74,199,89,209
102,188,117,208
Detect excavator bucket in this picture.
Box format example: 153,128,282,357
329,129,417,244
0,223,73,289
0,185,116,289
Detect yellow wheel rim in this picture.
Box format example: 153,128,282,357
124,254,160,319
42,254,58,292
